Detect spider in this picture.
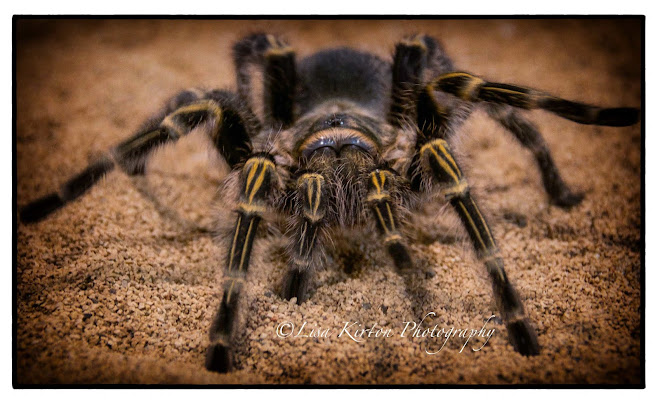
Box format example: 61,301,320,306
19,32,640,373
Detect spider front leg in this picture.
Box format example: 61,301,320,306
233,33,296,128
206,154,278,373
388,34,455,128
20,89,258,223
115,89,257,175
416,137,540,356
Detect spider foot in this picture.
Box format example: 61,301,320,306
506,319,540,356
282,268,311,304
387,241,413,271
20,193,64,223
205,341,233,373
550,188,585,208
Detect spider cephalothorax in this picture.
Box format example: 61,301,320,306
19,33,640,373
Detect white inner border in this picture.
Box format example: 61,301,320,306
3,0,655,402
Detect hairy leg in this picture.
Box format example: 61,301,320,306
282,170,329,303
233,33,296,128
206,154,279,373
20,89,258,223
487,104,584,207
416,137,540,355
430,71,639,126
364,167,413,270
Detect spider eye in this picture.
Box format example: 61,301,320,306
310,146,337,158
339,144,369,157
301,138,338,159
338,136,374,155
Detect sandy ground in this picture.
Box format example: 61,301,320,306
15,19,642,385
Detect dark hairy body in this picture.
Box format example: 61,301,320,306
19,33,640,373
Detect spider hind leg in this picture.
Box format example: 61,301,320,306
417,73,584,208
431,71,640,127
487,105,585,207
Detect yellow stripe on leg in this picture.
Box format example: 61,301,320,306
373,205,389,234
244,160,259,194
227,215,242,271
243,157,275,204
433,139,461,176
460,77,486,101
299,221,308,257
456,200,488,252
469,196,496,248
119,129,170,151
164,100,224,139
420,140,460,184
298,173,325,220
248,163,272,204
399,34,429,51
432,72,485,101
384,234,402,244
238,217,257,272
237,202,267,215
442,179,469,199
385,203,396,234
435,72,476,81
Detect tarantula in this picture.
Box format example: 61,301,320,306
19,33,640,373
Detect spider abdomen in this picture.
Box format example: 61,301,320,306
297,48,391,117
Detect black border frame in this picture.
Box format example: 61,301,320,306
11,14,646,389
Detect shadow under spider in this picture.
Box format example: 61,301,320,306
306,232,439,319
130,176,214,234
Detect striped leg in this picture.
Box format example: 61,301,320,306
233,33,296,128
206,155,277,373
419,138,540,355
19,89,257,223
487,105,584,207
430,72,640,126
282,172,328,303
115,90,256,174
366,168,412,270
19,156,116,223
